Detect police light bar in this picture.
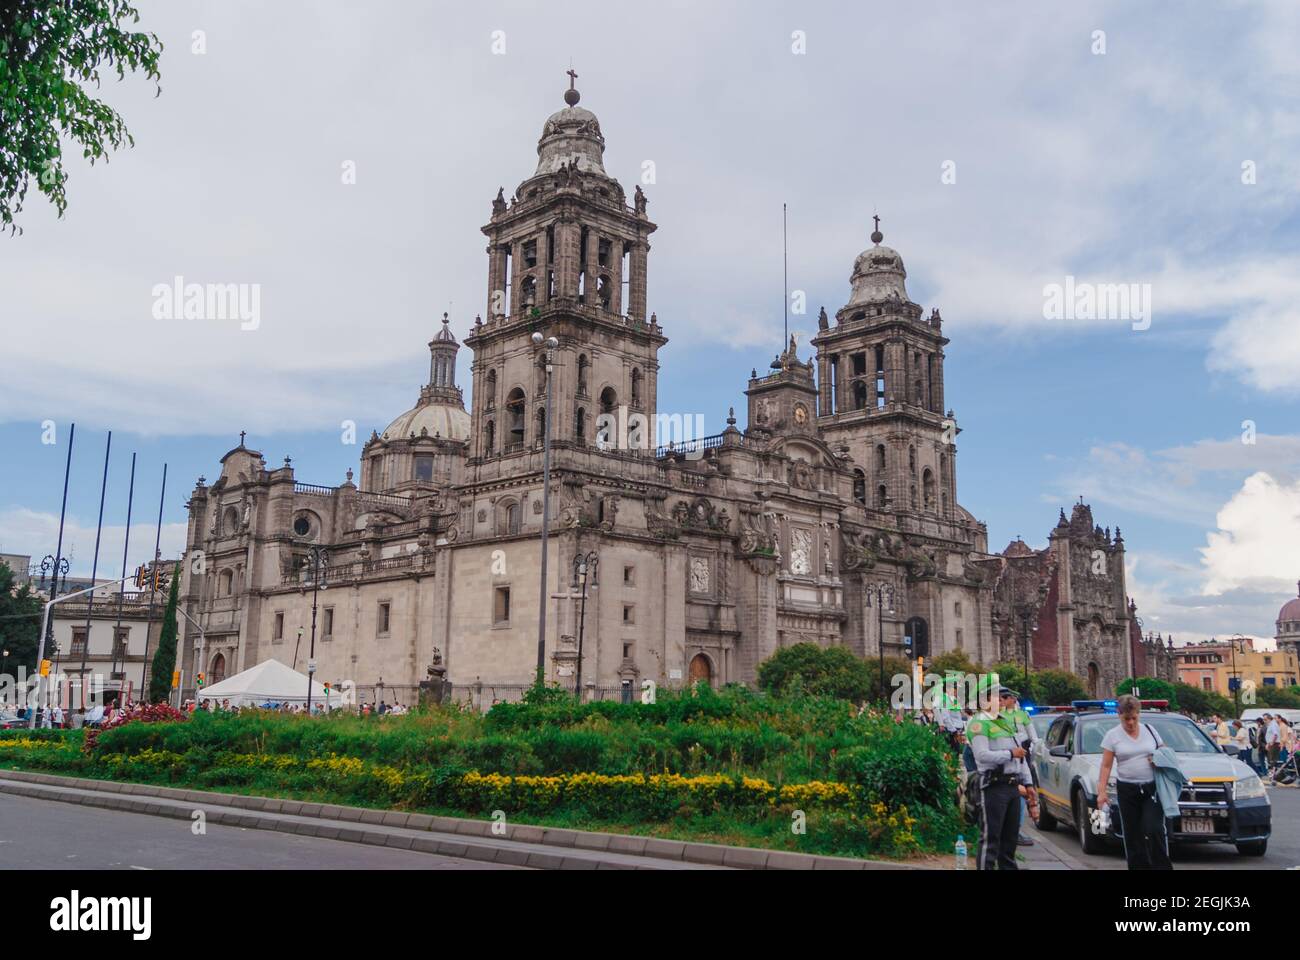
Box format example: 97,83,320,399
1140,699,1169,710
1071,699,1119,712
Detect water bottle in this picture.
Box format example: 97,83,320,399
955,835,968,870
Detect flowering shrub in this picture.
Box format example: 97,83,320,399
83,702,186,753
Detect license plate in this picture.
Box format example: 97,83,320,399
1182,817,1215,835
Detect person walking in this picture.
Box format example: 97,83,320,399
1097,695,1172,870
1211,714,1231,748
967,686,1037,870
1279,716,1295,767
1263,714,1281,775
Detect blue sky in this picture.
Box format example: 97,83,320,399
2,0,1297,643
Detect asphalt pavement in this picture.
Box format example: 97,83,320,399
0,792,523,870
1028,783,1300,870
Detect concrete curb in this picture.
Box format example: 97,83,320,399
0,768,914,870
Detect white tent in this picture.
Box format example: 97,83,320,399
196,658,343,709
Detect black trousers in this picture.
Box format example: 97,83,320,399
978,780,1022,870
1116,780,1172,870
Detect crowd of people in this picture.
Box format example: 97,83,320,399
1207,711,1296,781
178,698,411,717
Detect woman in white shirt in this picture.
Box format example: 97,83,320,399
1096,695,1172,870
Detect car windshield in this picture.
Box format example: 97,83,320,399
1078,715,1220,755
1031,715,1057,738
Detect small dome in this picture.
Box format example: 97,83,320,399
847,241,909,306
535,104,607,176
382,402,470,443
1280,585,1300,626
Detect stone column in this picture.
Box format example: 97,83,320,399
585,230,602,310
509,239,524,319
609,237,624,315
932,350,946,414
628,241,649,320
817,354,831,416
487,244,507,320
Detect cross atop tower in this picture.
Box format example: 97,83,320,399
870,214,883,244
567,68,578,89
239,430,246,447
563,67,581,106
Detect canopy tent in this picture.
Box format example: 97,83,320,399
195,658,343,709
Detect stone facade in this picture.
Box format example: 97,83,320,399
177,79,1139,705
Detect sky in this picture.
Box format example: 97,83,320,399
1,0,1297,646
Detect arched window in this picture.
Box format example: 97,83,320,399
223,506,239,533
484,370,497,410
219,569,233,596
520,276,536,308
535,406,546,442
852,469,866,504
506,388,526,447
484,419,495,454
210,652,227,686
908,445,916,473
922,468,935,512
575,407,586,441
499,501,521,536
875,444,886,472
876,485,888,509
910,484,918,509
630,368,642,407
600,387,618,415
577,355,589,395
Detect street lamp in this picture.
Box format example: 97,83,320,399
866,582,896,707
533,332,560,683
300,546,328,713
1227,635,1249,715
572,551,599,701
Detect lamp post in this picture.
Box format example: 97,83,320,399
1227,635,1248,715
572,551,599,701
301,546,328,713
532,332,560,684
867,582,896,707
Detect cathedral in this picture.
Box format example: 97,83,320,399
178,77,1143,706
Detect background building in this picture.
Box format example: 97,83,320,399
1173,637,1298,698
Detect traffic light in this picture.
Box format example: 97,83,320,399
196,673,205,687
133,564,146,589
171,670,180,689
39,659,51,677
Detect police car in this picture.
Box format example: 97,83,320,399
1030,700,1271,857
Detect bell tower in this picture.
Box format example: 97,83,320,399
465,72,666,463
811,220,957,518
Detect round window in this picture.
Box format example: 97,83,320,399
293,516,312,537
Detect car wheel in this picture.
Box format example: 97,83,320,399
1075,791,1106,855
1035,795,1057,832
1236,839,1267,857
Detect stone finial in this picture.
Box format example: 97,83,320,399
345,468,354,483
871,214,883,245
565,67,580,106
283,455,292,468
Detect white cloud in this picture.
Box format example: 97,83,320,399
0,508,188,581
1200,472,1300,596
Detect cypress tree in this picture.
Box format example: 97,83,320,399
148,566,181,703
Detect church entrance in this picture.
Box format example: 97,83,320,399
211,652,227,686
1087,661,1100,698
688,653,712,689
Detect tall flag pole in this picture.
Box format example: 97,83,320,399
111,452,137,692
140,463,167,700
78,431,112,708
35,422,75,712
783,203,789,350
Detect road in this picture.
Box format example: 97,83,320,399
0,792,523,870
1029,783,1300,870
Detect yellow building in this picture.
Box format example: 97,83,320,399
1174,637,1298,699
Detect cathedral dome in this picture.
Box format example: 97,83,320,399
847,239,910,306
381,401,470,443
1279,584,1300,625
534,77,607,177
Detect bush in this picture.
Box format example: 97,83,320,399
758,643,874,704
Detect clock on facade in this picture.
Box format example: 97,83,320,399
793,404,808,425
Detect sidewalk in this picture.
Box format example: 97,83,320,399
0,769,916,871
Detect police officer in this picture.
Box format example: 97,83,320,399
968,686,1037,870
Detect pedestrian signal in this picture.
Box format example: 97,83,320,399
171,670,180,688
